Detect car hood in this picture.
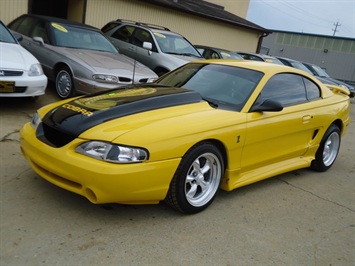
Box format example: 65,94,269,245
163,53,202,67
41,85,203,138
0,42,38,70
59,48,157,76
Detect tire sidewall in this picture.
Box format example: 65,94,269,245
312,124,341,172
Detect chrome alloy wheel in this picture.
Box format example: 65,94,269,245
184,152,222,207
322,131,340,167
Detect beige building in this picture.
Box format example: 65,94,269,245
0,0,269,53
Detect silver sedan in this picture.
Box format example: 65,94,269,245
8,15,158,98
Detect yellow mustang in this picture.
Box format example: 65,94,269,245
20,60,351,214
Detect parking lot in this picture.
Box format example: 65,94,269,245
1,85,354,266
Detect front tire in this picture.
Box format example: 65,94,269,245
56,67,75,99
165,142,224,214
311,124,341,172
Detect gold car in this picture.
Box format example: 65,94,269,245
20,60,351,214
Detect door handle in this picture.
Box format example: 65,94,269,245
302,115,313,123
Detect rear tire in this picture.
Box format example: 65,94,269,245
56,67,75,99
311,124,340,172
165,142,224,214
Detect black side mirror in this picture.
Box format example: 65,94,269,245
250,99,283,112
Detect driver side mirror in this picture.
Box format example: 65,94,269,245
249,99,283,112
143,41,152,55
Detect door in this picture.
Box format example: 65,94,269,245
241,73,322,172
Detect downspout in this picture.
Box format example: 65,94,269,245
256,32,270,53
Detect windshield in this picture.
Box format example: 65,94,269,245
220,51,244,59
311,65,330,77
51,23,118,53
291,62,314,75
0,22,16,43
154,31,201,57
156,63,264,111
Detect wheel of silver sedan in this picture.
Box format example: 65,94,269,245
311,124,341,172
56,67,74,99
165,142,224,214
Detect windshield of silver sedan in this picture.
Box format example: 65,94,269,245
51,23,118,53
155,63,264,111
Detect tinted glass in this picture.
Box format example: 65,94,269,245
112,25,134,42
13,16,37,36
156,63,264,111
303,77,321,100
132,28,155,49
31,21,49,43
261,73,307,106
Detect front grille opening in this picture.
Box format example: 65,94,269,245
139,78,148,83
118,77,132,82
37,123,76,148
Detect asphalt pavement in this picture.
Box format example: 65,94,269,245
1,86,354,266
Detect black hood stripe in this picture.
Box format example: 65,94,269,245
41,87,202,140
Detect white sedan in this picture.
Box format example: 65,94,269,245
0,21,47,98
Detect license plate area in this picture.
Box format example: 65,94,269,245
0,81,15,92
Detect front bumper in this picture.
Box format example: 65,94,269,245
20,122,180,205
0,75,47,97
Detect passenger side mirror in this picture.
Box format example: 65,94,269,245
33,36,44,46
249,99,283,112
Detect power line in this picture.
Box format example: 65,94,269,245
332,21,341,36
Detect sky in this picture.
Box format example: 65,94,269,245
246,0,355,38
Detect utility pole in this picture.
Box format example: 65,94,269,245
332,21,341,36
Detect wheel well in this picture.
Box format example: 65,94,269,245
54,63,71,76
331,119,343,133
154,66,169,76
197,139,228,170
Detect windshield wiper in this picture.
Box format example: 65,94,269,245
202,97,218,108
165,52,200,58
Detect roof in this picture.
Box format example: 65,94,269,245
137,0,270,34
17,14,98,30
269,29,355,41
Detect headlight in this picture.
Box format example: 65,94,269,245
76,141,148,163
93,74,118,83
31,112,41,129
147,77,157,83
28,63,44,76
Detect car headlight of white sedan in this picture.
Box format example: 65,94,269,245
28,63,44,76
76,141,148,163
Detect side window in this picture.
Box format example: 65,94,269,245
112,25,134,43
303,77,321,100
14,17,37,36
261,73,307,106
31,21,49,43
132,28,154,48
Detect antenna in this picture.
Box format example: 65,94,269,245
132,46,137,85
